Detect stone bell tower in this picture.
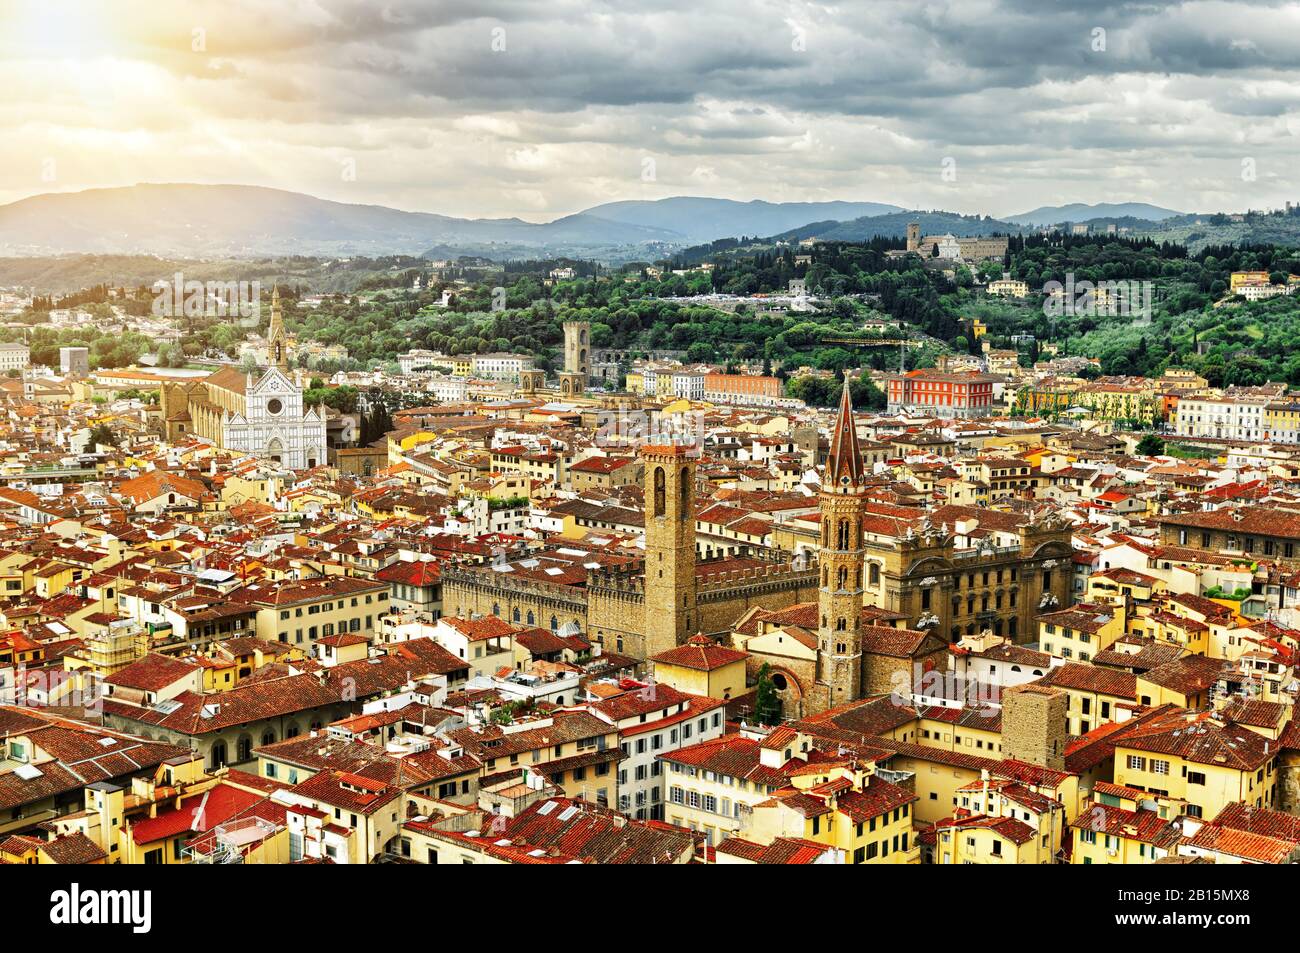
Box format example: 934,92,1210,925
267,285,288,370
816,373,869,708
642,441,698,659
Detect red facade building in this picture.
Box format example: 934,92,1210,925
886,370,997,418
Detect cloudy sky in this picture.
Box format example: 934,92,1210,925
3,0,1300,220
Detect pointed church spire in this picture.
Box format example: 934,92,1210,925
267,284,288,370
826,370,865,488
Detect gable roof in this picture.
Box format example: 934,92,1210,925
651,634,748,670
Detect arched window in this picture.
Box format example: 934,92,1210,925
837,567,848,590
680,467,690,518
653,467,666,517
261,729,276,747
210,740,228,770
869,563,880,586
512,607,521,622
492,603,500,617
526,610,535,625
838,519,850,550
236,735,252,763
550,615,558,631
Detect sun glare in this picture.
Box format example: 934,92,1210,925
3,0,120,58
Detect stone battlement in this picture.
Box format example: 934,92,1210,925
697,556,819,599
441,563,586,606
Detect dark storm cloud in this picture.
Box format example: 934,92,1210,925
4,0,1300,217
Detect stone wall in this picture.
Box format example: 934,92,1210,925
1001,683,1068,771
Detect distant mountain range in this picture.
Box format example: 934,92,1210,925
579,197,902,244
1005,202,1185,227
0,184,678,258
0,184,1225,262
0,184,903,259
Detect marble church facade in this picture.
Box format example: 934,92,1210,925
161,287,327,470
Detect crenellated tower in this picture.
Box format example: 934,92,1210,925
816,373,869,706
560,320,590,398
